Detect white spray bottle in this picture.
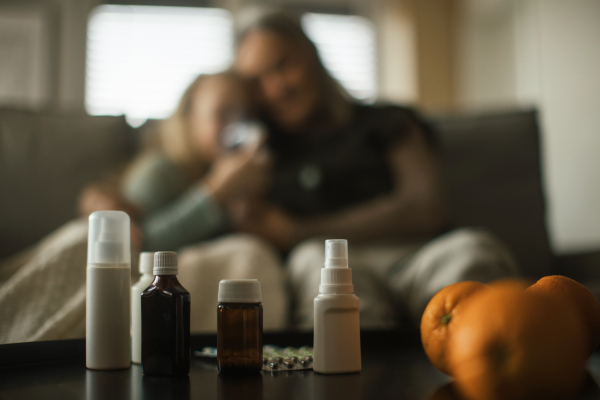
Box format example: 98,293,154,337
313,239,361,374
86,211,131,370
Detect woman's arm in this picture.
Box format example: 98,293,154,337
123,145,271,251
235,124,447,249
139,184,228,251
120,153,227,251
300,126,446,241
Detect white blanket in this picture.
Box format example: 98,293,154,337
0,220,288,344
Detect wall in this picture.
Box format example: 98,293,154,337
536,0,600,253
455,0,517,108
375,0,457,111
375,0,418,104
455,0,600,254
413,0,456,112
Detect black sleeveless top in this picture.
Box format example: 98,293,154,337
267,104,433,216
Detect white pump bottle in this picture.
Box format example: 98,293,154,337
313,239,361,374
86,211,131,370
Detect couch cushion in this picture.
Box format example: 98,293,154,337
430,110,553,278
0,108,136,259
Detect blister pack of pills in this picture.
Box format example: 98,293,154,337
194,345,314,372
262,345,313,372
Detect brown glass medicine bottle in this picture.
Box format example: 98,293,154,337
142,251,191,376
217,279,263,373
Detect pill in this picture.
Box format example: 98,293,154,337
300,359,310,368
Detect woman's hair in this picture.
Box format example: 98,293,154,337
156,71,240,181
237,11,353,131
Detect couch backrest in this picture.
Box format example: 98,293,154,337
0,107,555,278
430,109,553,279
0,108,136,260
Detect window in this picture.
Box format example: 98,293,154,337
85,7,378,125
86,5,233,126
302,13,377,102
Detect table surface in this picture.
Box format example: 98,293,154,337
1,330,600,400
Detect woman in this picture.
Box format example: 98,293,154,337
232,12,518,329
0,72,288,343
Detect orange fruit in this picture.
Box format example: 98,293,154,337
448,281,588,400
527,275,600,355
420,281,488,376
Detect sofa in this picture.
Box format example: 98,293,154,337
0,106,595,283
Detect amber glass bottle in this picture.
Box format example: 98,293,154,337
142,252,190,376
217,279,263,373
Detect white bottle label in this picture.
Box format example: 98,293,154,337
313,294,361,374
86,265,131,370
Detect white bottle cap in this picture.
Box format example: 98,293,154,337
325,239,349,268
153,251,178,275
138,252,154,275
87,211,131,265
218,279,262,303
320,239,353,294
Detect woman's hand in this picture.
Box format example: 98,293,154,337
204,141,272,205
230,200,299,251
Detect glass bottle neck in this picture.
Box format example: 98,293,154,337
151,274,181,288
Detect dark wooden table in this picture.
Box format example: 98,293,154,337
1,330,600,400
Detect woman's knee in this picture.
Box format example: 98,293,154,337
424,227,519,280
450,228,517,271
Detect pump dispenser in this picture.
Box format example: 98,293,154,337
313,239,361,374
86,211,131,370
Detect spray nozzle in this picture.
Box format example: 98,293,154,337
87,211,131,265
320,239,353,294
325,239,348,268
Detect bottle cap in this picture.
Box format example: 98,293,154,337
138,252,154,275
325,239,349,268
87,211,131,265
320,239,353,294
153,251,178,275
218,279,262,303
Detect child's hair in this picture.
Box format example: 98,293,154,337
158,70,243,180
